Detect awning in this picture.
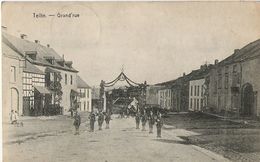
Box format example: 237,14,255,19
34,86,51,94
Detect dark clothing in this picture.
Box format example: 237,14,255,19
156,118,163,138
89,114,96,132
148,115,155,133
141,114,147,131
135,114,140,129
73,114,81,135
98,114,104,130
105,114,111,129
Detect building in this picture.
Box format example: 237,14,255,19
2,39,25,120
3,32,79,115
207,39,260,117
77,75,92,112
158,87,172,110
188,64,213,112
146,85,160,105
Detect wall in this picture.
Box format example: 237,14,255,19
189,79,205,111
2,54,23,120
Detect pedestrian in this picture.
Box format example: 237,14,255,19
98,112,104,130
89,112,96,132
156,112,163,138
148,111,155,134
73,111,81,135
135,112,141,129
105,113,111,129
141,112,147,131
10,110,17,125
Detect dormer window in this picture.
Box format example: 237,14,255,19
56,59,65,67
25,51,37,60
65,61,73,68
44,56,55,65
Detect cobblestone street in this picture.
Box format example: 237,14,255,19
4,113,229,162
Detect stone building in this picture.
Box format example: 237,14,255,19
207,39,260,117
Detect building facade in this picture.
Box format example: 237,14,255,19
77,75,92,112
207,39,260,117
189,78,206,111
2,41,24,120
158,87,172,110
3,32,84,116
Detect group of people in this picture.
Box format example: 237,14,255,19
73,110,111,135
135,110,163,138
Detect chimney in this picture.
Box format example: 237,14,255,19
20,34,27,39
234,49,239,55
47,44,50,48
35,40,40,44
183,72,186,77
214,59,219,65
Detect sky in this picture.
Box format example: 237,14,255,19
2,2,260,86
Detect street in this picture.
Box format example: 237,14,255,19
4,113,229,162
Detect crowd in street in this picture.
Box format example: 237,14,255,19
135,110,163,138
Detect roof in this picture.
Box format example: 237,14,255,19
24,61,45,75
218,39,260,66
34,86,51,94
2,41,23,59
77,75,91,88
2,32,78,73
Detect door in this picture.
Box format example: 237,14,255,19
241,83,254,116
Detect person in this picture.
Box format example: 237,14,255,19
73,111,81,135
156,112,163,138
148,111,155,134
98,112,104,130
10,110,17,125
135,112,141,129
141,112,147,131
105,112,111,129
89,112,96,132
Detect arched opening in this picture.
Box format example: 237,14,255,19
241,83,254,116
10,88,19,114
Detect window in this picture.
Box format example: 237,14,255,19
10,66,16,82
197,86,200,97
225,74,229,89
194,86,197,96
225,66,229,74
84,101,86,111
194,99,197,109
201,86,203,96
197,99,200,110
233,64,237,73
70,75,73,85
65,74,67,84
87,101,89,111
190,98,193,109
190,86,193,97
87,89,89,98
218,74,222,89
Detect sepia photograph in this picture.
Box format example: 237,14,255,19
1,1,260,162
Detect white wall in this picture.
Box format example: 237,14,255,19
189,78,205,111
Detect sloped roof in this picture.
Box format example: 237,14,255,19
23,61,45,75
2,41,23,59
2,32,78,72
77,75,91,88
218,39,260,66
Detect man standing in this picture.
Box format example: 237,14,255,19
135,112,140,129
89,112,96,132
105,112,111,129
98,112,104,130
141,111,147,131
156,112,163,138
148,111,155,134
73,111,81,135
